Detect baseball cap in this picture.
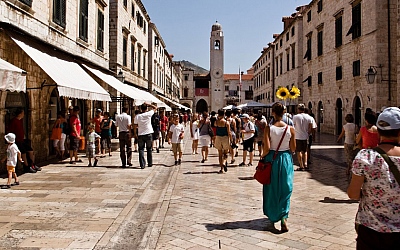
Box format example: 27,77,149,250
376,107,400,130
242,114,250,119
96,108,102,113
4,133,16,143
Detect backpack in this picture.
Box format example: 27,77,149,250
247,122,258,138
151,113,160,131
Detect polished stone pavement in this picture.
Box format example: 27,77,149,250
0,130,358,250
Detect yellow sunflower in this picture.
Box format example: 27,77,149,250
276,87,290,100
289,86,301,99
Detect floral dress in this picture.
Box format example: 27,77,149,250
352,149,400,232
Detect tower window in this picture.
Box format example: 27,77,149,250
214,40,220,50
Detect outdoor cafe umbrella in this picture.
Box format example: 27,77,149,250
236,100,269,109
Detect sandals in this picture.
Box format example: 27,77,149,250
281,219,289,233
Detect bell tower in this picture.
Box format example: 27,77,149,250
210,21,224,111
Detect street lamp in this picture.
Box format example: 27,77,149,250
365,66,377,84
116,69,125,82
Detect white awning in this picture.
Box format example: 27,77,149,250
11,37,111,101
82,65,171,111
158,96,191,111
0,58,26,92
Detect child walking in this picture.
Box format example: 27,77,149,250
100,112,113,157
2,133,23,189
86,124,101,167
168,114,185,165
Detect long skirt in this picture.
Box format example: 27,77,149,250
262,150,294,223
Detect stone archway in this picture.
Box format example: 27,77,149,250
336,98,343,135
196,99,208,114
353,96,362,128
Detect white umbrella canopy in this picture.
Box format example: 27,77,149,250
222,104,236,110
237,101,269,109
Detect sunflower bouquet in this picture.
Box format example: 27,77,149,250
276,86,300,105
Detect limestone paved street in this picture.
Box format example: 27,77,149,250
0,129,358,250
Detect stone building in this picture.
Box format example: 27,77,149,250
224,72,254,107
0,0,112,165
253,0,398,134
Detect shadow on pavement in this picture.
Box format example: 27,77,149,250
319,197,358,204
204,218,282,234
238,176,254,181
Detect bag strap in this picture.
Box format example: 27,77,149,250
273,125,288,160
374,147,400,185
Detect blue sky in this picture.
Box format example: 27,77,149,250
142,0,310,74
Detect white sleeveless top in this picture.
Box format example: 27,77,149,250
343,123,356,144
269,125,291,151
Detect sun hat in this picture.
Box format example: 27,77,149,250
242,114,250,119
376,107,400,130
4,133,16,143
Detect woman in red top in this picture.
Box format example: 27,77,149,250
159,111,169,148
356,112,379,149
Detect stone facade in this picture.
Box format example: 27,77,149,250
0,0,111,165
253,0,398,134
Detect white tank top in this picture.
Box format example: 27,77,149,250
269,125,291,151
344,123,356,144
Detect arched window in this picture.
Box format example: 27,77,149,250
214,40,220,50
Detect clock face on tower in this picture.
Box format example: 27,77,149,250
213,68,222,79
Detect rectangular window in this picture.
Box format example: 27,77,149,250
97,9,104,52
353,60,360,76
286,32,289,41
317,30,323,56
335,16,343,48
304,35,312,61
267,67,270,82
280,39,282,47
280,56,283,74
224,85,229,91
184,74,188,81
19,0,32,7
291,26,295,37
184,88,189,97
336,66,342,80
291,46,296,69
123,37,127,67
317,0,323,13
137,49,141,76
275,59,278,76
318,72,323,84
79,0,88,41
143,20,147,33
347,3,361,39
123,0,127,8
142,53,146,77
308,76,312,87
131,3,135,18
307,11,311,22
53,0,66,28
130,43,135,71
286,52,290,71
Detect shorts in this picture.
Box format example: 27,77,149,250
16,141,33,154
86,147,95,158
171,143,182,154
7,166,15,173
214,136,230,151
199,135,211,147
243,137,254,152
152,131,160,140
296,139,308,152
69,136,80,151
101,136,111,149
212,127,217,137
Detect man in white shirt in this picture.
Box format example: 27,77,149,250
305,108,317,165
238,114,255,167
133,103,158,169
115,107,132,168
292,104,312,171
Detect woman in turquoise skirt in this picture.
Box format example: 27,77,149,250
261,102,296,232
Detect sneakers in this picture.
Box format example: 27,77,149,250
238,162,246,167
1,185,11,189
33,165,42,171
